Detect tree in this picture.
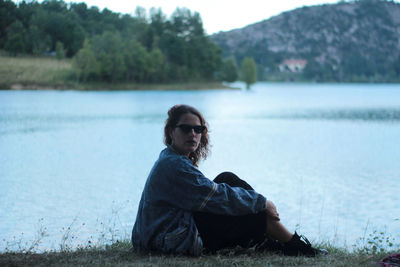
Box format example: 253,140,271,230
4,33,25,55
55,41,65,59
73,39,99,81
0,1,224,83
148,48,165,82
4,20,26,55
123,40,149,82
0,0,17,47
221,57,238,82
240,57,257,89
393,55,400,77
92,31,126,82
27,25,51,55
148,7,166,49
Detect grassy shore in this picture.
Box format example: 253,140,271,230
0,55,232,90
0,239,395,267
0,55,74,89
1,215,397,266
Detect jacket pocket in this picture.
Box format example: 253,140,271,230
164,227,188,253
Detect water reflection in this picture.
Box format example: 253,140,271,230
255,108,400,122
0,108,400,136
0,114,165,135
1,108,399,136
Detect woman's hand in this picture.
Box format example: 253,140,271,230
266,200,280,221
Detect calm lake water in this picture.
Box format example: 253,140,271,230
1,82,399,252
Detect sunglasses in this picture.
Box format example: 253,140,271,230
176,124,206,134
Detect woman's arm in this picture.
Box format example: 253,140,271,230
150,156,267,216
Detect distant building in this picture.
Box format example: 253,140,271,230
279,59,307,72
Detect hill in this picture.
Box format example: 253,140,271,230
211,0,400,82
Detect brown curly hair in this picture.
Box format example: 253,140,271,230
164,104,210,166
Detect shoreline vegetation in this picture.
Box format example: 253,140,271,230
0,239,396,267
2,2,232,87
0,55,234,91
2,55,398,92
0,216,398,266
0,205,397,266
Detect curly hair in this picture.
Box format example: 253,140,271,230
164,104,210,166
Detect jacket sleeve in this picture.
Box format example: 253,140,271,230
150,155,267,216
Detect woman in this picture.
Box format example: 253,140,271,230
131,104,326,256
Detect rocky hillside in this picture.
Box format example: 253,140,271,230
211,0,400,82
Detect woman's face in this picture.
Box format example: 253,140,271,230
170,113,203,157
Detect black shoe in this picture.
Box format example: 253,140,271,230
255,237,284,253
283,232,328,257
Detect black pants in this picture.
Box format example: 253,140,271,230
193,172,267,252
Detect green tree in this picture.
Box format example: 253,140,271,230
159,7,221,81
240,57,257,89
73,39,99,81
4,20,26,55
221,57,238,82
4,33,25,55
55,41,65,59
27,25,51,55
148,48,165,82
146,7,166,50
0,0,17,48
194,38,222,80
0,1,224,83
92,31,126,82
392,56,400,77
123,40,149,82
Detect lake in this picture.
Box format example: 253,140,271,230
0,82,399,252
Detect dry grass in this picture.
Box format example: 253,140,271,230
0,55,74,89
0,212,397,266
0,240,394,267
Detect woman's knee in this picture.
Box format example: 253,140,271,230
214,172,253,190
214,171,238,182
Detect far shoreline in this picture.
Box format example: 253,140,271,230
2,56,399,91
1,82,239,91
0,55,240,91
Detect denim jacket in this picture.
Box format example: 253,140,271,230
131,146,267,256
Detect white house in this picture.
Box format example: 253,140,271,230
279,59,308,72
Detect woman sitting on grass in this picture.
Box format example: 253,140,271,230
131,104,327,256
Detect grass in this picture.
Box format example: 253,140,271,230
0,212,398,266
1,219,397,267
0,54,232,90
0,239,395,267
0,55,74,89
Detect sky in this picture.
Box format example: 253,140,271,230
61,0,342,34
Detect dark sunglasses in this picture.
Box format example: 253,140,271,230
176,124,206,134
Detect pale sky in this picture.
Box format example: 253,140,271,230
62,0,342,34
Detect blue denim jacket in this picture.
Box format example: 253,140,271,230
131,146,267,255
